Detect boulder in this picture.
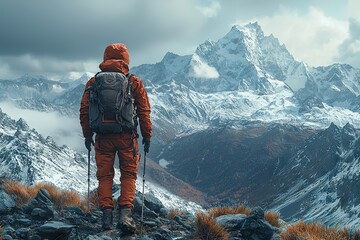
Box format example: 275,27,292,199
216,207,275,240
0,190,16,214
143,192,165,213
38,221,75,240
22,188,54,220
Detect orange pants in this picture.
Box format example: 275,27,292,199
94,132,140,210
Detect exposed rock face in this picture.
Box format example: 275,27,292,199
22,188,54,220
216,207,276,240
0,190,16,214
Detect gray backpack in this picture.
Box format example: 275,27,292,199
88,72,136,134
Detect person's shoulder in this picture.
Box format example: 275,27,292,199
128,74,143,85
85,76,95,87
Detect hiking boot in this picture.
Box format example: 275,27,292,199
102,208,113,230
117,208,137,234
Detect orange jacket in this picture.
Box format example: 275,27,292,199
79,44,152,140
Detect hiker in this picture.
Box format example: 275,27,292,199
79,43,152,233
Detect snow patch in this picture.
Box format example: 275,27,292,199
159,159,171,168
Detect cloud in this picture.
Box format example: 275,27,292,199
0,0,205,66
0,0,294,79
196,1,221,18
236,6,349,67
0,55,96,80
336,18,360,68
191,55,220,79
0,0,355,79
0,101,83,152
347,0,360,21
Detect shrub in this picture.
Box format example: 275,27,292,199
3,179,97,212
264,211,281,228
280,221,360,240
3,179,36,205
208,206,236,219
207,204,280,228
234,204,252,216
208,204,252,219
195,212,229,240
167,209,188,219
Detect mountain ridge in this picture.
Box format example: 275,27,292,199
1,22,360,227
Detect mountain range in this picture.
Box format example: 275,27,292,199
1,22,360,227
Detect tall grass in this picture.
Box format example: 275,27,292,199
194,204,281,239
280,221,360,240
265,211,281,228
3,179,98,212
167,209,188,219
207,204,280,228
195,212,230,240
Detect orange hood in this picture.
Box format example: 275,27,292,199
99,43,130,74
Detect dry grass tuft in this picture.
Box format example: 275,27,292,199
265,211,281,228
280,221,360,240
208,204,252,219
3,179,37,205
208,207,236,219
234,204,252,216
3,179,98,212
195,212,230,240
54,190,82,210
167,209,188,219
79,190,99,212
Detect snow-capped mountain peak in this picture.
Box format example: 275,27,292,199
60,71,94,83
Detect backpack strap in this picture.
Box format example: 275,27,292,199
126,73,134,98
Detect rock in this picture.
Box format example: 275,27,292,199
31,207,54,220
28,233,42,240
16,218,32,226
138,235,153,240
143,220,157,227
16,118,30,131
66,205,85,216
216,213,247,229
85,235,113,240
250,207,265,219
159,208,168,216
1,235,14,240
239,218,274,240
216,209,275,240
0,190,16,214
1,225,15,237
133,196,158,218
16,227,30,239
239,207,274,240
38,221,75,240
22,188,54,220
152,232,167,240
143,192,165,213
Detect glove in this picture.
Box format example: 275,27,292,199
85,137,94,151
142,138,151,153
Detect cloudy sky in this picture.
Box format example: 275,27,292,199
0,0,359,80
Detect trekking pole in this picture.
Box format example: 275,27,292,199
87,149,91,212
140,152,147,236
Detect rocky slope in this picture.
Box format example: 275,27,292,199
0,108,204,213
0,181,279,240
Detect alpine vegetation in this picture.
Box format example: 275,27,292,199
2,180,360,239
